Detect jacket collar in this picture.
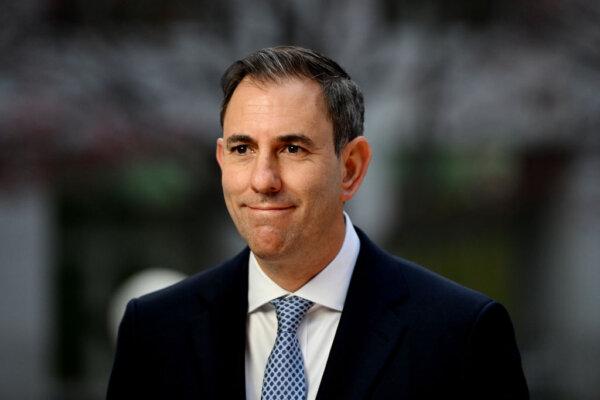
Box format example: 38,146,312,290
316,227,410,400
188,226,411,400
189,248,250,399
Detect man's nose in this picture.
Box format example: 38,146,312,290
250,153,282,194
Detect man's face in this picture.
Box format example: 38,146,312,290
217,76,346,262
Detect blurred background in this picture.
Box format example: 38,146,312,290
1,0,599,399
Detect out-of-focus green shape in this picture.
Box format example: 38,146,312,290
116,160,192,210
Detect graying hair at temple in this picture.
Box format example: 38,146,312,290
219,46,365,155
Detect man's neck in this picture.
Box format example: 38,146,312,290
254,218,347,292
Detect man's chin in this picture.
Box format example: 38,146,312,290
246,233,291,261
248,241,287,261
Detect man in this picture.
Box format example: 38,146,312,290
107,46,528,399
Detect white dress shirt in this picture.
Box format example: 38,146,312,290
245,212,360,400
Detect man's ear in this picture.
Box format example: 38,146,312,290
216,137,224,169
340,136,372,202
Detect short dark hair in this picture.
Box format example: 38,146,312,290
219,46,364,155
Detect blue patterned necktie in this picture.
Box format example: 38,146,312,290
260,295,314,400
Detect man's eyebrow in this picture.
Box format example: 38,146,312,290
226,134,255,146
277,134,315,147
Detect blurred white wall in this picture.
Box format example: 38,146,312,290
0,185,52,400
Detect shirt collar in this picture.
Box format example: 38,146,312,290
247,212,360,313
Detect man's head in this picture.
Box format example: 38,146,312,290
216,46,371,280
220,46,364,155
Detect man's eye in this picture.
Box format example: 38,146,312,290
286,145,301,154
232,145,248,154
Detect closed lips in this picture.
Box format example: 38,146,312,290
247,205,294,210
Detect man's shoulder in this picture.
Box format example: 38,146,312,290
356,227,494,317
126,248,249,328
394,255,493,314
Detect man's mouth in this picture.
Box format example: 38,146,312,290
245,204,295,212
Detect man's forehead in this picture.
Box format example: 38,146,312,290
238,74,319,91
232,75,325,108
223,76,330,131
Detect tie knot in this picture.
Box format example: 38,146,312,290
271,296,314,333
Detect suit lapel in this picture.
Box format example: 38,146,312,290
189,249,250,399
184,231,411,399
317,230,410,400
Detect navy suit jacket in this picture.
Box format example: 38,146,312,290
107,228,528,399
